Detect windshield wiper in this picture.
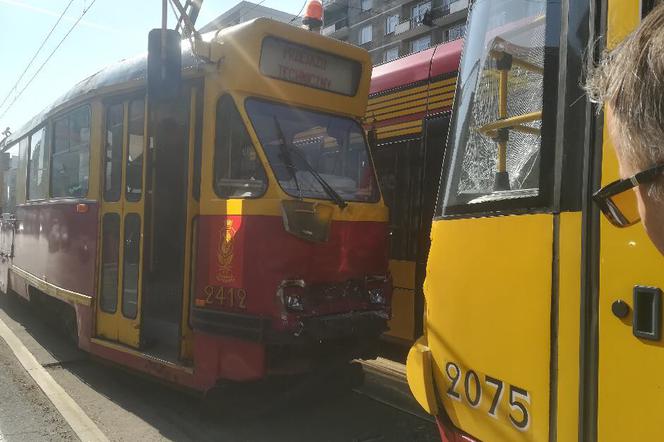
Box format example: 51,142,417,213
273,118,347,209
273,116,302,199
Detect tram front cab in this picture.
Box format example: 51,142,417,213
408,0,664,441
189,20,391,386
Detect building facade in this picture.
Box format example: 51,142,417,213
322,0,469,65
199,1,296,33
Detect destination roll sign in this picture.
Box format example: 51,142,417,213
260,37,361,96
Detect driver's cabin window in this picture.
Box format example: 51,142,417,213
214,95,267,198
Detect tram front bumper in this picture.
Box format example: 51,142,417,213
406,336,439,415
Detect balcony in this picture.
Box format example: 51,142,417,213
322,0,347,12
322,18,349,38
394,16,432,40
433,0,469,27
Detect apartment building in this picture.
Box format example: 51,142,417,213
199,1,296,33
322,0,469,65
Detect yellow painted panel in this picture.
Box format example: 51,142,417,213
385,287,415,342
389,259,416,290
406,336,439,415
426,214,553,442
384,260,416,342
595,3,664,441
556,212,582,442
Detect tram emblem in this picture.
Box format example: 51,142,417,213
216,219,236,283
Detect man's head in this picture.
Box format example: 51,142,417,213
587,4,664,254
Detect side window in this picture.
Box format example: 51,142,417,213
51,106,90,198
104,103,124,202
28,127,48,200
214,95,267,199
1,143,20,213
126,99,144,202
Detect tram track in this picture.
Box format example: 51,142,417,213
355,358,435,424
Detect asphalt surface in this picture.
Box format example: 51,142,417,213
0,294,438,442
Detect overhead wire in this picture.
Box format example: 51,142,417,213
289,0,308,23
0,0,99,122
0,0,76,114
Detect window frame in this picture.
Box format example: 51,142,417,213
50,104,91,199
361,0,373,12
435,1,562,220
359,24,373,44
212,94,268,200
386,14,399,34
384,46,400,62
410,34,432,52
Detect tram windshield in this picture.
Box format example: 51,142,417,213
246,99,379,203
440,0,552,214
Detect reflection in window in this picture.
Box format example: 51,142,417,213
28,128,48,200
2,144,19,213
126,100,144,202
246,99,379,203
52,106,90,198
122,213,140,319
105,104,123,202
100,213,119,313
214,95,267,199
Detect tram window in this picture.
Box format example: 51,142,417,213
27,127,48,200
100,213,120,313
214,95,267,198
104,103,123,202
193,88,203,201
51,106,90,198
246,99,379,203
122,213,140,319
2,143,20,213
439,0,553,216
126,100,144,202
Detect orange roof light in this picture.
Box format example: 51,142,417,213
302,0,323,32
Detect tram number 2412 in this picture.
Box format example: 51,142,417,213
445,361,531,432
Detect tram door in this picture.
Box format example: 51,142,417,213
97,97,147,347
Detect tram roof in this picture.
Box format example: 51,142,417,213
369,38,463,95
7,17,367,147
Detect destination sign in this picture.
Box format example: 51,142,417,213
260,37,361,96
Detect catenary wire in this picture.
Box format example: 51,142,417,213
0,0,76,114
0,0,99,123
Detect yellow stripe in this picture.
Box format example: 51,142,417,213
376,120,422,133
369,84,429,106
377,126,422,139
11,266,92,306
90,338,194,374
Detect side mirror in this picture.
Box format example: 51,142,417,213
147,29,182,101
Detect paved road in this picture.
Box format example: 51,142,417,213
0,295,438,442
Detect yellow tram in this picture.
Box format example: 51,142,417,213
407,0,664,441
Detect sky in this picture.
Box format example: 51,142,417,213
0,0,307,133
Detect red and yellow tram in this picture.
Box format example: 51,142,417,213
0,18,391,391
366,41,462,343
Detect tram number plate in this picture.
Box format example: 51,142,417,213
201,286,247,310
444,361,531,432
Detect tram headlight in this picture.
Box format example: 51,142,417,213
368,288,386,305
285,294,305,312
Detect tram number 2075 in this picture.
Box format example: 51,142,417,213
445,361,531,432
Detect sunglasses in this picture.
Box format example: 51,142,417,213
592,163,664,227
